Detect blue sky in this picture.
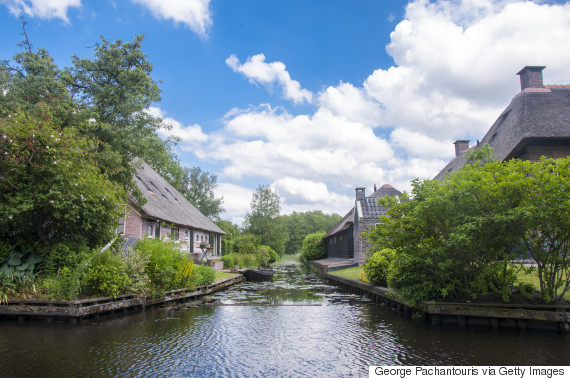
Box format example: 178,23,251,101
1,0,570,224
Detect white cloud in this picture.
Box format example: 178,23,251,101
168,0,570,221
201,104,394,185
226,54,313,104
273,177,353,216
1,0,81,22
390,128,454,159
365,0,570,141
148,106,208,148
132,0,212,37
215,183,254,226
317,82,383,127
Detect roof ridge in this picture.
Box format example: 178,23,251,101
545,84,570,88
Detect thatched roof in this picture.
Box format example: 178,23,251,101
133,161,224,234
434,85,570,180
324,208,353,239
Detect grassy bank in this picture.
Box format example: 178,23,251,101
330,265,570,302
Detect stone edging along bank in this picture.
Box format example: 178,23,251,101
0,275,243,323
311,261,570,333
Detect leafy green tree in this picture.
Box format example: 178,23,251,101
0,109,126,257
179,167,224,219
367,146,570,304
244,185,288,256
1,31,184,207
215,219,240,255
282,210,340,255
502,157,570,302
299,232,327,262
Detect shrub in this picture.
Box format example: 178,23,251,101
194,265,215,286
257,245,278,267
123,247,151,295
233,253,257,268
134,238,194,291
233,235,259,254
300,232,326,262
363,249,395,287
220,254,236,269
85,251,131,297
42,258,90,300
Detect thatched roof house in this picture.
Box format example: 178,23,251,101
122,161,224,256
434,66,570,180
324,184,401,265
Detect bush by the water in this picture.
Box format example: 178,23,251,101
39,238,204,300
363,249,395,287
300,232,326,262
194,265,216,286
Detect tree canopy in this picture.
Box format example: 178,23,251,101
179,167,224,220
366,146,570,304
244,185,288,256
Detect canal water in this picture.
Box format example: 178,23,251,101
1,260,569,377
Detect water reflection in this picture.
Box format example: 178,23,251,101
1,260,569,377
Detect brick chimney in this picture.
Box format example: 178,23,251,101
454,140,470,157
517,66,545,90
355,187,366,200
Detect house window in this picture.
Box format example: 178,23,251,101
154,222,161,238
171,227,179,240
147,223,153,236
118,217,125,235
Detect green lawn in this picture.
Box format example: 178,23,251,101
330,266,364,281
331,265,570,301
214,271,239,283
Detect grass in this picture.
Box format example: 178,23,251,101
331,264,570,301
330,266,364,281
516,269,570,301
213,270,239,283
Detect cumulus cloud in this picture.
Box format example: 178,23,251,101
200,104,395,185
1,0,81,22
215,183,254,226
365,0,570,140
273,177,353,215
148,106,208,149
188,0,570,220
132,0,212,37
317,82,383,127
226,54,313,104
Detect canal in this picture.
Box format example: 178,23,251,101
1,260,569,377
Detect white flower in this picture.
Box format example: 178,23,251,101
2,135,5,139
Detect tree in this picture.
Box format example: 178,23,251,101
1,30,184,207
282,211,341,255
367,146,570,304
179,167,224,219
244,185,288,256
0,109,126,257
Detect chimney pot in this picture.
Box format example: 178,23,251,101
517,66,545,91
454,140,470,157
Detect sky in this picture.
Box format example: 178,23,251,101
1,0,570,225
